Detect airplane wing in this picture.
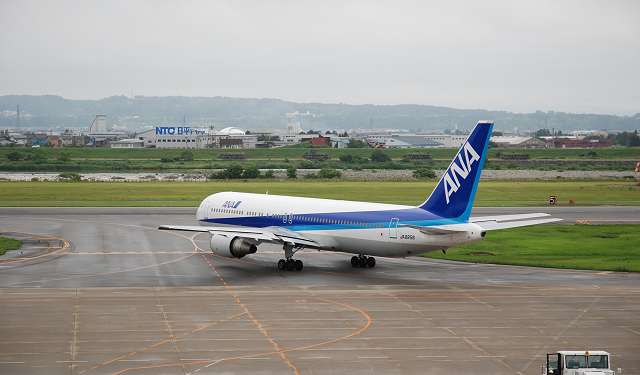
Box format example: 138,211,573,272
470,213,562,231
158,225,319,248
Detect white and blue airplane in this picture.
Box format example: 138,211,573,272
160,121,560,271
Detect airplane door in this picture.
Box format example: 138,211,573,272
389,218,399,239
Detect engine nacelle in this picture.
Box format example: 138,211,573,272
210,234,257,258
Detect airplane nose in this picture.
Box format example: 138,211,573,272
196,201,205,220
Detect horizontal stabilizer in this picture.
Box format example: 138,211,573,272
400,223,476,234
475,217,562,231
470,213,551,223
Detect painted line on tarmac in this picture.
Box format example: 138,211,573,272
78,308,247,374
576,219,640,222
475,355,506,358
0,232,70,265
68,251,200,255
416,355,448,358
299,356,331,360
357,356,389,359
111,235,374,375
196,248,301,375
240,357,271,360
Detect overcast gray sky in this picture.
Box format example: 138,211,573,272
1,0,638,114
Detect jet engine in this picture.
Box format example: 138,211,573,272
210,234,257,258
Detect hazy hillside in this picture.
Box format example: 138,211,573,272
1,95,638,132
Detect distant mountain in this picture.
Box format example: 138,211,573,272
0,95,638,132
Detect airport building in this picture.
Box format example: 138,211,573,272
490,136,547,148
87,115,127,146
135,126,258,149
110,138,145,148
366,133,468,148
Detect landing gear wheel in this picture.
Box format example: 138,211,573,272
295,259,303,271
285,259,295,271
351,255,375,268
277,259,286,271
366,256,376,268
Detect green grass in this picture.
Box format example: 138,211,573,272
0,158,635,172
2,146,638,172
0,180,638,207
0,236,22,256
423,224,640,272
1,145,639,161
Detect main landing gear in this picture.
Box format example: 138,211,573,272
277,258,303,271
351,255,375,268
277,243,303,272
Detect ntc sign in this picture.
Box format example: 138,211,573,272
155,127,205,136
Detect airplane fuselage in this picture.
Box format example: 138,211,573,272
196,192,484,257
161,122,558,271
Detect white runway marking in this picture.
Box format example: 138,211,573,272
416,355,448,358
357,356,389,359
475,355,506,358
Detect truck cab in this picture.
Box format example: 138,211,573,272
544,351,614,375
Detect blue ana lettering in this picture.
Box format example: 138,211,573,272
222,200,242,209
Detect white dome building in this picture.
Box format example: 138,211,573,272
217,127,246,136
215,127,257,149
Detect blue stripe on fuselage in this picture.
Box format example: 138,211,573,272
200,207,463,231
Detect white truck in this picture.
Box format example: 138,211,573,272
544,351,616,375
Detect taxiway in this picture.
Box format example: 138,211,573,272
0,207,638,375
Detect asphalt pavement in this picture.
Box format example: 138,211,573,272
0,207,638,375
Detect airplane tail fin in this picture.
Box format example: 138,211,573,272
418,121,493,221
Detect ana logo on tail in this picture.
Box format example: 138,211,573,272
443,142,480,204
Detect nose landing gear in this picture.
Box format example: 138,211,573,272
351,255,375,268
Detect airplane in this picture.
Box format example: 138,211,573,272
159,121,561,271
